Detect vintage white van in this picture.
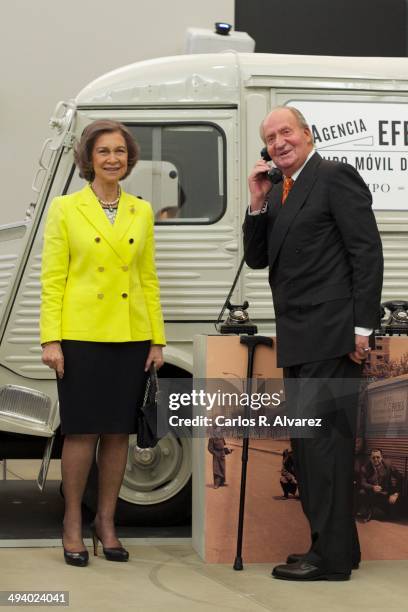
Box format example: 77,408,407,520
0,52,407,522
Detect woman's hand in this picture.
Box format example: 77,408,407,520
42,341,64,379
145,345,164,371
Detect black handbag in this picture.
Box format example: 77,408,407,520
136,364,160,448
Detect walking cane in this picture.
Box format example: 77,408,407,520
233,335,273,570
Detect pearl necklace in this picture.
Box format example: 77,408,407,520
90,184,121,210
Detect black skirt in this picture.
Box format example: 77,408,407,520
57,340,150,434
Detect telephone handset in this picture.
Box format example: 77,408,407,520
260,147,283,184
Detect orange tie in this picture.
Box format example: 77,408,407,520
281,176,294,204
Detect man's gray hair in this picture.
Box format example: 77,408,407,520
259,106,314,144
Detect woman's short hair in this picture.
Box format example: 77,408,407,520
74,120,139,181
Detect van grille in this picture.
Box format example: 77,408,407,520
0,385,52,426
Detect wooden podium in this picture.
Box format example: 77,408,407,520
192,334,408,564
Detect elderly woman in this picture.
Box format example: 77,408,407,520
40,120,165,567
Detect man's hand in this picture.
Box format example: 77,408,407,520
42,341,64,379
248,159,273,211
389,492,399,505
372,485,382,493
348,334,370,364
145,345,164,371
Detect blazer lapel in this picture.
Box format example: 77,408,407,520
113,192,140,241
268,152,321,269
75,185,127,263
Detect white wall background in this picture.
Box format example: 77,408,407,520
0,0,234,224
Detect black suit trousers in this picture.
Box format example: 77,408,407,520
284,356,363,573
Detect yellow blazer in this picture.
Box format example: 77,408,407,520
40,184,166,345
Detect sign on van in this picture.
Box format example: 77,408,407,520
292,100,408,210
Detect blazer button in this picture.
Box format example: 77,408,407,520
98,266,105,272
122,265,129,271
295,248,301,254
95,237,101,243
97,293,104,299
129,238,134,244
122,292,128,299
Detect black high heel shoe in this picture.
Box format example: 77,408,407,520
62,537,89,567
91,524,129,562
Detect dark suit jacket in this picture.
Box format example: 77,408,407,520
243,153,383,367
360,460,402,495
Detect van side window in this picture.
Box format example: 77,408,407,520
125,124,226,224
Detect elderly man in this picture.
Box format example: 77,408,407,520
243,106,383,581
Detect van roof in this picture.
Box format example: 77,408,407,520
76,52,408,107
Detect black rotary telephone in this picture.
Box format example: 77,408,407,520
219,300,257,335
380,300,408,335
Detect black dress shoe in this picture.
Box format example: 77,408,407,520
63,548,89,567
62,533,89,567
91,525,129,562
286,552,360,570
272,561,350,581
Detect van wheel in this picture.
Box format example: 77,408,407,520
83,431,192,526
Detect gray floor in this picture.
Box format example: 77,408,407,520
1,460,407,611
1,546,407,612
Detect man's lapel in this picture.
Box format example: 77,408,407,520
268,152,321,269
